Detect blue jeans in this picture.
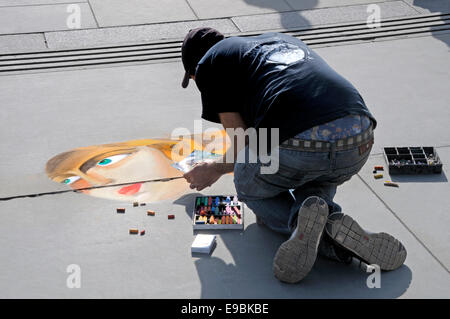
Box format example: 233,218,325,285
233,141,372,235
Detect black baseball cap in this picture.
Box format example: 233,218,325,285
181,27,224,88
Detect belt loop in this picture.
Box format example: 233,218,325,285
329,142,336,169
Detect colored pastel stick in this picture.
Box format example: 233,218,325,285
208,197,212,206
215,197,220,206
232,196,238,205
233,215,237,224
196,197,201,206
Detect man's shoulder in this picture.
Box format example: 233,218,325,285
202,36,245,58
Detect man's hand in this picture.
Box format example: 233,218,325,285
183,161,223,191
183,112,246,191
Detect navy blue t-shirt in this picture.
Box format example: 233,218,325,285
195,32,376,145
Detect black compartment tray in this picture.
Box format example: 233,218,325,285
383,146,442,175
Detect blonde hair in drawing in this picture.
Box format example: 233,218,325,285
46,130,228,203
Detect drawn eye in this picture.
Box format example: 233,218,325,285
62,176,80,185
96,154,130,167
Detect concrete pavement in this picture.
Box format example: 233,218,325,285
0,25,449,297
1,0,447,52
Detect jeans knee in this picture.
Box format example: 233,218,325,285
233,163,248,199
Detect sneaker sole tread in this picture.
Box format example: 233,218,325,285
273,196,328,283
326,215,407,270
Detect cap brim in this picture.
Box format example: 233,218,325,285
181,71,190,88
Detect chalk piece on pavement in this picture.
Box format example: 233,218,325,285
384,181,399,187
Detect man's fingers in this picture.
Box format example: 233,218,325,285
183,172,192,183
196,182,212,191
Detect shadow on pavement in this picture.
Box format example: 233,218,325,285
390,171,448,183
244,0,317,30
413,0,450,47
174,193,412,298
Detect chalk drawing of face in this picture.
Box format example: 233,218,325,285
83,146,190,202
46,131,228,203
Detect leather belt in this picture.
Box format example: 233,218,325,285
280,125,374,153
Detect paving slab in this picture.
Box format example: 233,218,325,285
45,18,239,49
0,0,84,6
359,151,450,271
232,11,310,32
0,33,47,53
0,62,222,197
404,0,450,14
186,0,291,19
0,3,96,35
232,1,419,32
88,0,197,27
285,0,392,11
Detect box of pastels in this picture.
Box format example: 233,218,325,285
192,196,244,230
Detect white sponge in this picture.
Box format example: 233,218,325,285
191,234,216,254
